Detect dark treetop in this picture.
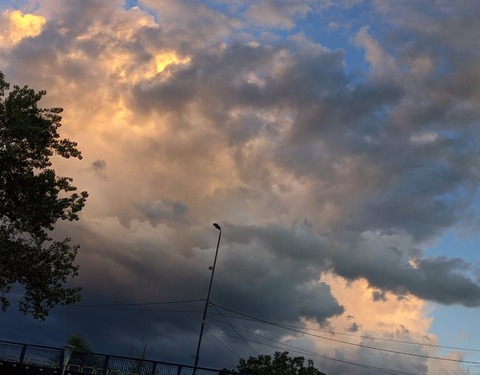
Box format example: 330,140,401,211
0,71,88,320
237,351,327,375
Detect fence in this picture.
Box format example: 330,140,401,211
0,340,238,375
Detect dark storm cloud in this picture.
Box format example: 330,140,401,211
136,198,189,224
73,220,344,325
330,235,480,306
214,239,344,325
228,223,480,306
43,219,345,367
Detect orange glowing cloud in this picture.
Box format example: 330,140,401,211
0,10,45,45
287,274,444,373
154,51,191,74
95,49,190,82
319,274,470,373
323,274,433,335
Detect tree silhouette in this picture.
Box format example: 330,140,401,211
237,351,326,375
0,71,88,319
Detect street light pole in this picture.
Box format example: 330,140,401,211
193,223,222,374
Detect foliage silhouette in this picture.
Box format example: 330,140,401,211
0,71,87,319
237,351,326,375
66,333,93,352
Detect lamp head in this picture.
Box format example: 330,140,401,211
213,223,221,230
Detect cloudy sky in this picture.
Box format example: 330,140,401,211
2,0,480,374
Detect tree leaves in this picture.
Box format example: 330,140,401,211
237,351,327,375
0,71,87,319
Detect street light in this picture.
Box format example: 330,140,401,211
192,223,222,374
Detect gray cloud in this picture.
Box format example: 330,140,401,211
230,224,480,307
372,290,387,302
91,159,107,179
245,0,313,29
346,322,359,332
136,198,189,224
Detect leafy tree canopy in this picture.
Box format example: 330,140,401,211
237,351,326,375
66,333,93,352
0,71,87,320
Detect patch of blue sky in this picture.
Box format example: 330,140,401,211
428,302,480,369
124,0,139,9
0,0,30,11
425,228,480,270
297,2,379,79
196,0,247,15
425,228,480,370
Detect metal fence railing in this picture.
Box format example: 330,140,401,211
0,340,238,375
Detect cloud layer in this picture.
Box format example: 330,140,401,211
1,0,480,373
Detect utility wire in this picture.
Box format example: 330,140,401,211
40,297,480,364
278,322,480,354
65,306,203,313
205,321,242,360
210,309,480,354
215,326,420,375
53,299,206,313
208,308,422,375
211,304,258,357
72,299,206,307
212,303,480,366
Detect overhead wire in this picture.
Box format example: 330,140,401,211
207,306,424,375
55,298,205,313
71,298,206,307
211,303,258,356
205,321,242,360
49,298,480,356
39,297,480,370
213,325,420,375
70,299,393,372
272,322,480,354
212,303,480,366
210,308,480,354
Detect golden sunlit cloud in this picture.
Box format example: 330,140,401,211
299,274,441,372
323,274,433,334
0,10,45,46
154,51,191,74
96,49,190,82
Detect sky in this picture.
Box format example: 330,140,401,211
1,0,480,374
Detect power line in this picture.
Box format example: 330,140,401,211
11,297,207,308
210,308,480,354
35,297,480,368
66,306,203,313
206,322,242,360
54,298,480,356
214,325,420,375
207,309,422,375
278,322,480,354
211,304,258,357
212,303,480,366
52,299,206,313
72,299,206,307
